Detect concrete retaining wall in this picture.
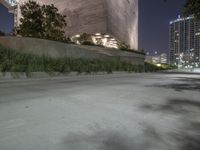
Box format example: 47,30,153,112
0,72,138,80
0,36,145,65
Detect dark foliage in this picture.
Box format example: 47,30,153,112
117,41,130,50
0,45,160,73
183,0,200,20
17,0,66,42
0,30,5,36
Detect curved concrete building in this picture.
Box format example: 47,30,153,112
16,0,138,50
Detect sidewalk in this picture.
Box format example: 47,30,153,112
163,68,200,74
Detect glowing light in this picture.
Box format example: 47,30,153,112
5,0,17,6
195,32,200,36
156,64,162,67
104,35,110,38
75,34,80,38
95,36,102,39
102,38,108,46
95,33,101,36
71,33,120,49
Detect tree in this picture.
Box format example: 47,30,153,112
0,30,5,36
17,0,67,42
78,33,94,45
183,0,200,20
163,0,200,20
42,4,66,41
117,41,130,50
18,0,44,38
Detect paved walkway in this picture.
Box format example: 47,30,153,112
0,73,199,150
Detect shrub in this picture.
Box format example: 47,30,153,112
0,30,5,36
81,41,95,46
117,41,130,50
16,0,67,42
0,45,161,74
78,33,94,45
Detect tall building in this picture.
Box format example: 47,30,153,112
11,0,138,50
169,16,200,67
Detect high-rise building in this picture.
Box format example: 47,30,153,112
8,0,138,50
169,16,200,68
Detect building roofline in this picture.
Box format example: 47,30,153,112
0,0,16,13
0,0,10,8
170,15,194,24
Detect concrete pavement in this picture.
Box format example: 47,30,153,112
0,73,200,150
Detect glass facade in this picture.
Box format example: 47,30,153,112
169,16,200,68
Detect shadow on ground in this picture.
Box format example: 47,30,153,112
141,98,200,114
60,98,200,150
60,126,168,150
141,98,200,150
175,121,200,150
149,77,200,92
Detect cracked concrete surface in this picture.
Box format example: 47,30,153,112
0,73,199,150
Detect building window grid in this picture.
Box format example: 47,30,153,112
169,16,200,65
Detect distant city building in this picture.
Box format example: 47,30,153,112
160,53,168,64
169,16,200,68
145,53,168,65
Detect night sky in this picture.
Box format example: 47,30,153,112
0,0,186,54
139,0,186,54
0,4,14,34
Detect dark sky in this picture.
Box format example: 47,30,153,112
0,0,186,54
139,0,186,54
0,4,14,34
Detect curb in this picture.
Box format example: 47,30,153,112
0,71,136,80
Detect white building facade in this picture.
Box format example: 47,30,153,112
12,0,138,50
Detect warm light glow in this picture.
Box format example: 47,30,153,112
156,64,162,67
95,33,101,36
71,33,120,49
95,36,102,39
75,34,80,38
102,38,108,46
5,0,17,6
104,35,110,38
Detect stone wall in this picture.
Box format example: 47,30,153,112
16,0,138,50
0,37,144,65
16,0,108,36
106,0,138,50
